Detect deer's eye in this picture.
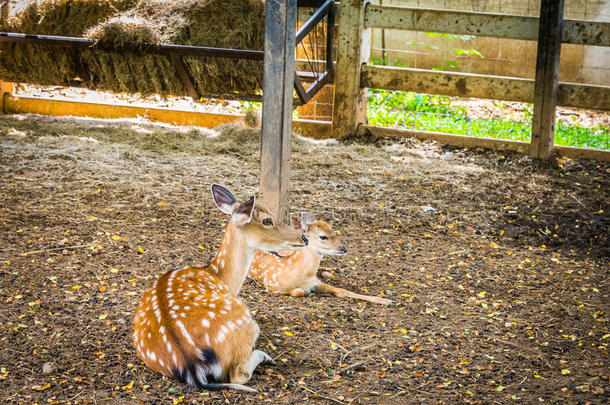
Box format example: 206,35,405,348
319,235,328,241
262,218,273,226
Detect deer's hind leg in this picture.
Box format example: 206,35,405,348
228,321,275,385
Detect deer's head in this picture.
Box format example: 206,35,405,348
293,212,347,257
211,184,308,252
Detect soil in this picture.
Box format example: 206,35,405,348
0,113,608,404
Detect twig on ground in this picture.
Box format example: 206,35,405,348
300,386,346,404
337,360,368,375
19,244,92,256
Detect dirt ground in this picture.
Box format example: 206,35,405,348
0,113,608,404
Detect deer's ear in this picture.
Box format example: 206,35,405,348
300,212,316,230
211,184,237,215
232,197,255,226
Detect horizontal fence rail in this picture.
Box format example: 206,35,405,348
361,65,610,111
364,5,610,46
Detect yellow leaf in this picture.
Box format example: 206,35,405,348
284,331,293,337
561,369,570,375
138,246,145,254
159,200,165,206
72,285,82,289
110,268,119,273
496,386,505,392
111,235,121,241
122,380,135,391
99,314,108,320
198,246,205,250
32,383,51,391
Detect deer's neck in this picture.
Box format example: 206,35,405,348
209,222,254,296
289,247,323,275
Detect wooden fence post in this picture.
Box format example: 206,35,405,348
332,0,371,139
0,81,14,113
530,0,564,160
260,0,298,222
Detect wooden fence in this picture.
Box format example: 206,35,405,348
333,0,610,161
1,1,608,161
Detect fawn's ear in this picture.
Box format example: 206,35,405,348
300,212,316,230
211,184,237,215
291,216,302,230
232,197,255,226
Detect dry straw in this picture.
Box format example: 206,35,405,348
0,0,265,97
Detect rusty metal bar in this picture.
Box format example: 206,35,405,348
296,0,334,43
363,5,610,46
0,32,265,60
68,48,90,85
361,65,610,111
169,53,199,100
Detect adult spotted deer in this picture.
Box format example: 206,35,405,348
249,213,394,306
133,185,308,392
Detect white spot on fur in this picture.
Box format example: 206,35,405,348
176,320,195,347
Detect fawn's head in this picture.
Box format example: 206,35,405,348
293,212,347,256
211,184,308,252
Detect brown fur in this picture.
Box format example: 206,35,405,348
132,186,306,391
249,220,394,306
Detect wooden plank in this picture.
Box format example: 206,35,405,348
362,65,533,102
259,0,298,221
362,125,531,153
332,0,371,139
364,5,610,46
361,65,610,111
530,0,564,160
362,124,610,162
0,81,14,113
558,82,610,111
293,118,332,139
3,94,242,127
563,19,610,46
365,5,538,41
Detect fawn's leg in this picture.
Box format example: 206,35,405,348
289,288,306,297
314,282,394,306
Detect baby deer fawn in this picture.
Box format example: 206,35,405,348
249,213,394,306
133,185,308,392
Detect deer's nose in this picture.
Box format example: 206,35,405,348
301,234,309,246
340,246,348,253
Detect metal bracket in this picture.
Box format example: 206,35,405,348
293,0,335,105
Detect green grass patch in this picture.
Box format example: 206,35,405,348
367,89,609,150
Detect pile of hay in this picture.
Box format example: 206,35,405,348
0,0,265,97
